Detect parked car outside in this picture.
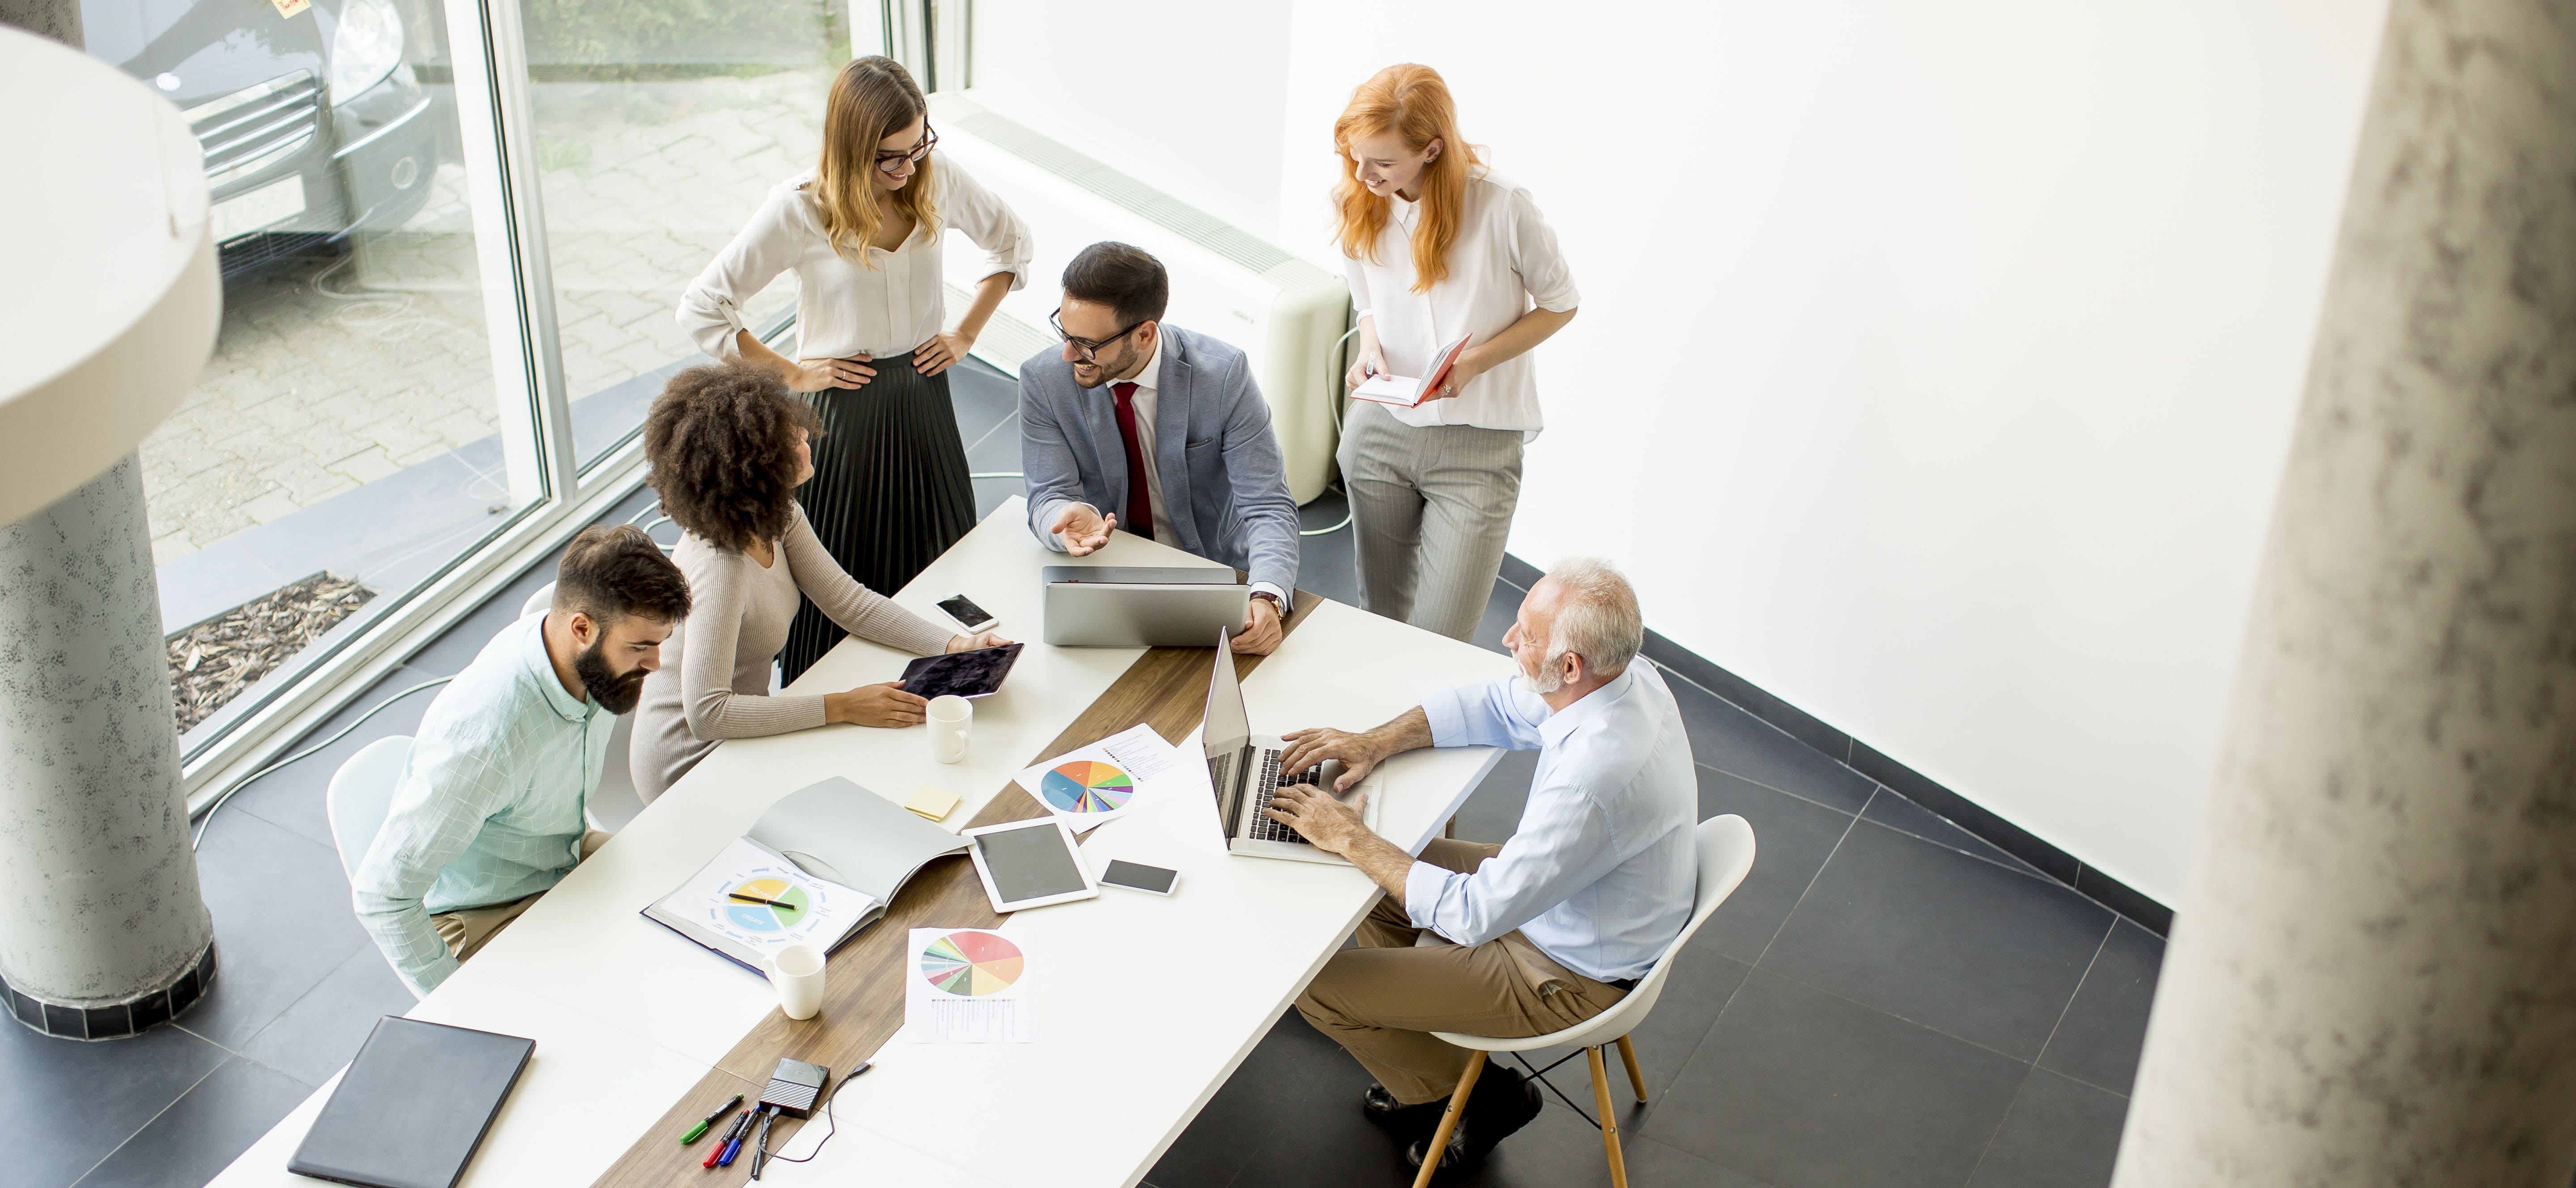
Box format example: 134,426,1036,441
79,0,444,283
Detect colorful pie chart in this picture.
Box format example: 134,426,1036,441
724,875,810,932
1039,759,1135,814
919,929,1024,996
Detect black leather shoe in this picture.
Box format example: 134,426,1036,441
1363,1083,1446,1133
1402,1065,1543,1174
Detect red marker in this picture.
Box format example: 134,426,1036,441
703,1110,750,1169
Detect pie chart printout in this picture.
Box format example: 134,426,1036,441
1038,759,1135,815
920,929,1025,996
724,875,811,933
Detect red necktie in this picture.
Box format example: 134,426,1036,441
1110,381,1155,542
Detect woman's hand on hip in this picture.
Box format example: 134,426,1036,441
825,682,928,727
914,331,974,377
788,354,874,391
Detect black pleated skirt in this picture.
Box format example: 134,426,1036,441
779,359,976,683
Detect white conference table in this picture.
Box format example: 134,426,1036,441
211,497,1512,1188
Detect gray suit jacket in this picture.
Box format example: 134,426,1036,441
1019,325,1300,599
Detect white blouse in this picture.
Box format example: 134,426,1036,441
677,159,1033,363
1339,168,1578,437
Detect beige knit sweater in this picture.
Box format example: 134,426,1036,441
630,505,954,801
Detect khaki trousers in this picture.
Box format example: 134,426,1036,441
1294,839,1630,1105
432,829,609,964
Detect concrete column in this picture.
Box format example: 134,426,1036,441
0,455,217,1040
0,0,80,47
2110,1,2576,1184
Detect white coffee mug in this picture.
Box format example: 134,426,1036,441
767,942,826,1021
928,695,971,764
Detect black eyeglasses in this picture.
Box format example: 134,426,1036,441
874,126,936,174
1049,308,1146,362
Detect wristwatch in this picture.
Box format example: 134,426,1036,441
1251,591,1282,612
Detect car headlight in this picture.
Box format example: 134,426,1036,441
327,0,405,108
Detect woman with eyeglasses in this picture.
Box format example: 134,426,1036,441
1331,64,1579,643
678,55,1030,683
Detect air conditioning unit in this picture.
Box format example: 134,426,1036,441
928,92,1349,504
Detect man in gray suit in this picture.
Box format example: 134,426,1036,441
1021,242,1301,653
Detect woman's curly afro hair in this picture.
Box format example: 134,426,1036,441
644,363,824,553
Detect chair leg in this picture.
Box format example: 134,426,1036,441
1616,1033,1648,1101
1588,1045,1630,1188
1412,1050,1485,1188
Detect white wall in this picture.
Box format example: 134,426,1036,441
971,1,2390,904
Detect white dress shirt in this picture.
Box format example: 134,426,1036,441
1058,335,1289,607
1406,662,1699,983
1339,167,1579,439
677,159,1032,362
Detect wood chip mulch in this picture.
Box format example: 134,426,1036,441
168,573,376,732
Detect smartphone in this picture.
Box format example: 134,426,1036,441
1098,859,1180,896
937,593,998,633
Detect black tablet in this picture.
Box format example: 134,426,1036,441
898,643,1024,698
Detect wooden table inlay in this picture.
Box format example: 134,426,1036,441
591,593,1319,1187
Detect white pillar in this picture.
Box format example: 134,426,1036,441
2110,0,2576,1184
0,455,218,1039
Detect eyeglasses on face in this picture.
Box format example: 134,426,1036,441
1049,308,1145,362
875,125,937,174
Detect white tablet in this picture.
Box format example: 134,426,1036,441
963,818,1100,912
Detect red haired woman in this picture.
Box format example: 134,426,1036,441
1333,64,1578,643
678,56,1030,682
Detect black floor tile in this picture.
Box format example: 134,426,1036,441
1965,1069,2128,1188
221,662,449,851
72,1056,315,1188
1861,793,2047,878
2037,921,2164,1096
1692,768,1857,963
237,945,416,1088
1469,579,1527,656
0,1016,229,1188
1450,1089,1773,1188
1167,1010,1414,1188
964,409,1023,475
1644,969,2027,1188
1760,825,2112,1062
1293,488,1357,607
1661,675,1877,815
181,809,373,1049
1452,747,1537,844
948,357,1019,445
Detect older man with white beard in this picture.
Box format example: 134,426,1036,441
1264,557,1699,1174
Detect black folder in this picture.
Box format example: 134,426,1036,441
288,1016,533,1188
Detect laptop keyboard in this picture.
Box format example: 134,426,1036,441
1247,748,1323,845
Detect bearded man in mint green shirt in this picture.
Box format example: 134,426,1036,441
354,526,691,997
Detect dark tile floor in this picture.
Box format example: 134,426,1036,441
16,358,2164,1188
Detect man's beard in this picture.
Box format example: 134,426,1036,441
1515,651,1564,695
574,637,650,714
1072,341,1141,390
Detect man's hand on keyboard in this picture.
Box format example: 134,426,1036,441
1278,727,1385,792
1263,783,1369,854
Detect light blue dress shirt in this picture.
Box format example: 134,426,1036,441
1407,662,1699,983
352,614,611,995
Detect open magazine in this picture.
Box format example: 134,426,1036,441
644,777,967,974
1352,333,1472,407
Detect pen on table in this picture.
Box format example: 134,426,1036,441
704,1110,750,1169
727,892,796,908
679,1093,742,1144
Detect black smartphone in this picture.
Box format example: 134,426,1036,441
936,593,997,632
1098,859,1180,896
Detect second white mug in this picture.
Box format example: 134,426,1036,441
928,694,971,764
767,942,826,1020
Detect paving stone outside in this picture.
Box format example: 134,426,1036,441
143,69,828,570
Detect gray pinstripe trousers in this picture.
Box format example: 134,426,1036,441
1335,399,1525,642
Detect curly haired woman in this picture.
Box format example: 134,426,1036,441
630,363,1009,803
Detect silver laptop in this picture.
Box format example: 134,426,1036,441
1043,565,1251,647
1202,628,1383,864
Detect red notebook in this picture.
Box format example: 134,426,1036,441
1351,333,1472,407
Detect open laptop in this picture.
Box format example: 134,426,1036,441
1043,565,1250,647
1202,628,1383,863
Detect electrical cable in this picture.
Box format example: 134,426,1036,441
189,675,454,850
758,1062,869,1173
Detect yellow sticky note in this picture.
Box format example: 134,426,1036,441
270,0,310,17
905,785,960,822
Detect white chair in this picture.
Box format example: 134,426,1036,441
514,581,647,829
326,735,427,1000
1414,814,1758,1188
